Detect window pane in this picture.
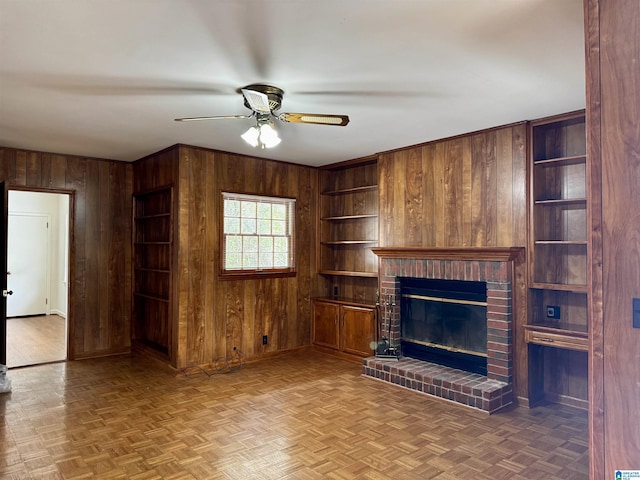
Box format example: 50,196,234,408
243,253,257,269
257,220,271,235
224,200,240,217
272,220,286,235
226,235,242,252
257,203,272,219
259,236,273,253
274,237,288,252
224,217,240,234
241,201,256,218
273,252,288,268
272,204,286,220
241,218,256,234
226,252,241,269
244,236,258,253
259,253,273,269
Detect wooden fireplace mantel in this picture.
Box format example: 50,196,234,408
371,246,524,262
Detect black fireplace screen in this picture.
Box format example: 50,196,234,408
400,277,487,374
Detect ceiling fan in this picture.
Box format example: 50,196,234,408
174,84,350,149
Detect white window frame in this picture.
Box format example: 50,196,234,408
221,192,296,278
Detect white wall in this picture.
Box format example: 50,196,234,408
8,191,69,318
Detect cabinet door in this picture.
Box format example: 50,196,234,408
341,305,376,357
312,301,340,350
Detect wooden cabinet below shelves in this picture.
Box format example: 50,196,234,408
312,298,376,359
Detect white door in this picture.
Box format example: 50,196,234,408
7,214,49,317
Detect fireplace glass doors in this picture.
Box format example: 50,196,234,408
400,277,488,375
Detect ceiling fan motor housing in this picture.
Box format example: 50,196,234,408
241,84,284,112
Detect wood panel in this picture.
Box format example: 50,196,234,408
593,0,640,473
378,124,527,249
171,146,318,370
0,147,133,359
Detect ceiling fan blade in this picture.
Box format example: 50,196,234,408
278,113,350,126
174,114,252,122
241,88,272,114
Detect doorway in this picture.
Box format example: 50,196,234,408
5,190,70,368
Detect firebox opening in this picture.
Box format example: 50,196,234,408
400,277,488,375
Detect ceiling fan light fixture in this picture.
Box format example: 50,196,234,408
241,126,260,147
258,123,281,148
241,120,281,149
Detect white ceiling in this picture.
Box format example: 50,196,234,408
0,0,585,167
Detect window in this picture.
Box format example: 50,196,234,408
221,192,296,277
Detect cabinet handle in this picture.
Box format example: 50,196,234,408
533,336,554,343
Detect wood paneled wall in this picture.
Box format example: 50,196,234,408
0,147,133,359
133,145,318,369
378,125,527,248
377,124,530,399
586,0,640,475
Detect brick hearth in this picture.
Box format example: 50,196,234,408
363,248,522,414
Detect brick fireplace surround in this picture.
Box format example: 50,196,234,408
363,247,524,414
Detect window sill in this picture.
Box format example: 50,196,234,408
219,270,297,281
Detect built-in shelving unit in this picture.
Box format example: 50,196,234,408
314,158,378,359
132,186,173,356
526,111,588,409
317,158,379,302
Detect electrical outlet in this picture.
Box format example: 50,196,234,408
333,285,339,297
546,305,561,320
262,335,268,345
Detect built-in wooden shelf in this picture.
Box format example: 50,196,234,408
534,240,587,245
312,296,377,308
531,282,588,292
322,185,378,196
533,154,586,166
318,269,378,278
133,292,170,303
534,198,587,205
134,267,170,274
321,240,377,245
134,213,171,220
322,214,378,221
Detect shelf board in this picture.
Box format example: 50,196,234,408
133,292,170,303
321,185,378,196
134,241,171,246
534,198,586,206
319,269,378,278
321,214,378,221
531,282,588,293
526,321,588,334
533,154,586,166
134,213,171,220
321,240,378,245
313,296,377,308
134,267,170,273
534,240,587,245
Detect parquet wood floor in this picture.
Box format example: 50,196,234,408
0,350,588,479
6,315,67,368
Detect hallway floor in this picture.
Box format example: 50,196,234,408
6,314,66,368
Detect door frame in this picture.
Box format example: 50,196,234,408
6,186,76,361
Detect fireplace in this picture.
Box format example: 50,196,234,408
400,277,487,375
363,247,523,413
